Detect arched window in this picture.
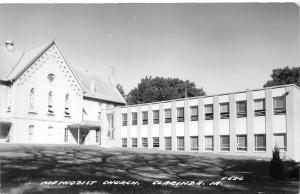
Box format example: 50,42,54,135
65,94,70,115
30,88,34,109
48,91,53,113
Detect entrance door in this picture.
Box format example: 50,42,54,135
79,129,89,145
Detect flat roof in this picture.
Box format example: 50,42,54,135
121,84,299,108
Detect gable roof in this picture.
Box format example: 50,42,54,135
72,65,126,105
0,40,126,105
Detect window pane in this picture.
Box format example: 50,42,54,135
177,137,184,151
132,138,137,147
274,134,286,151
190,106,198,116
142,138,148,148
254,99,265,110
177,108,184,117
237,101,246,112
205,105,213,114
237,135,247,151
205,136,213,151
220,136,230,151
165,137,172,150
122,138,127,147
274,97,285,109
255,134,266,151
153,110,159,119
153,137,159,147
220,103,229,113
165,109,171,118
190,137,198,151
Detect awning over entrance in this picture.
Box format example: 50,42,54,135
68,120,101,130
67,121,101,145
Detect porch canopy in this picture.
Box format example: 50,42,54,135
68,120,101,130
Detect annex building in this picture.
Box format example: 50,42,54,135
1,40,299,161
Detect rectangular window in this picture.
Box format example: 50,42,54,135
177,137,184,151
142,111,148,125
165,109,172,123
255,134,266,151
236,101,247,118
96,129,100,143
237,135,247,151
190,106,198,121
153,110,159,124
122,113,127,126
220,135,230,151
273,96,286,115
153,137,159,147
132,138,137,147
142,138,148,148
254,99,266,116
190,136,199,151
122,138,127,147
98,112,101,120
205,104,213,120
132,112,137,125
107,113,114,139
220,103,229,119
164,137,172,150
64,128,68,142
29,125,34,141
48,126,53,136
205,136,214,151
177,107,184,122
274,133,286,151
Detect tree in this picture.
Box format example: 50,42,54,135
264,66,300,87
126,76,206,105
116,83,127,100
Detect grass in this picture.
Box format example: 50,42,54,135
0,144,299,194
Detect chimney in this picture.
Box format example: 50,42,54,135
109,66,116,86
5,40,14,51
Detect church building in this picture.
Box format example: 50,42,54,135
0,40,125,147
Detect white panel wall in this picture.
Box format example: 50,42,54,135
121,126,127,138
163,123,172,136
152,124,159,137
141,125,148,137
203,97,213,104
204,120,213,135
272,88,286,97
176,100,184,107
176,122,184,136
253,116,266,134
236,117,247,134
130,107,137,113
190,121,198,136
163,103,171,109
273,115,287,133
235,93,246,101
218,95,229,103
189,99,198,106
121,108,128,113
152,104,159,110
131,126,137,137
219,119,229,135
141,106,148,111
253,90,265,99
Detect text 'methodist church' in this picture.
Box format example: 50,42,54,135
1,40,300,161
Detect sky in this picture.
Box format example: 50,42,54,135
0,3,298,95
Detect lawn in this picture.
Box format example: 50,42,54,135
0,144,299,194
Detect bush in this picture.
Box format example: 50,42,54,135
269,148,286,180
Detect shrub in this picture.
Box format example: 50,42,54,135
269,147,286,180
